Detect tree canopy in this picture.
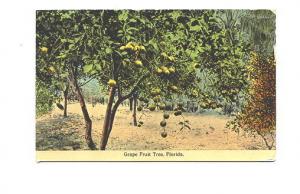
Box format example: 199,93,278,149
36,10,276,150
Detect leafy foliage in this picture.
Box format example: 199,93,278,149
240,10,276,56
227,52,276,149
36,80,55,116
36,10,276,150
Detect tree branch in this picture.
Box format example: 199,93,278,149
120,73,150,101
117,82,122,99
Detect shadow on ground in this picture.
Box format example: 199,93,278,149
36,113,85,150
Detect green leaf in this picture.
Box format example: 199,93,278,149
105,48,112,54
56,54,67,59
90,69,98,75
61,83,67,91
83,64,93,73
129,18,137,23
95,63,102,71
61,72,69,78
127,27,138,32
148,39,158,50
118,11,128,21
87,40,92,47
69,44,75,50
197,46,204,53
190,25,201,31
190,51,198,60
114,51,122,57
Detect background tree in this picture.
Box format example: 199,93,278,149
240,10,276,56
36,79,57,116
36,10,103,149
227,52,276,149
225,10,276,149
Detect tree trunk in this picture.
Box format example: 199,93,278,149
129,97,133,111
63,85,69,118
100,98,124,150
257,131,274,150
107,99,123,138
69,69,95,150
100,74,150,150
187,101,191,112
75,87,95,150
100,87,116,150
101,97,128,150
132,95,137,126
192,102,195,112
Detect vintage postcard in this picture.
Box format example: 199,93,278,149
36,10,276,161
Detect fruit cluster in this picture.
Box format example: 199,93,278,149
160,112,170,138
150,88,161,96
120,42,146,68
199,98,219,109
156,66,176,75
120,42,145,52
161,52,175,62
173,102,184,116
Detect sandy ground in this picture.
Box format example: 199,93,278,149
36,103,272,150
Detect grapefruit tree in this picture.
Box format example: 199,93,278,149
37,10,252,150
80,10,250,150
36,10,105,149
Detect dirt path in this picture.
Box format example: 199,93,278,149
36,103,269,150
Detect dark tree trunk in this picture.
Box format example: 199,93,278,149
69,68,95,150
100,87,116,150
192,102,195,112
129,97,133,111
100,74,149,150
107,99,123,138
63,85,69,118
100,97,124,150
75,86,95,149
187,101,191,112
132,95,137,126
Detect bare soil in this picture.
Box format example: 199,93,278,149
36,103,270,150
